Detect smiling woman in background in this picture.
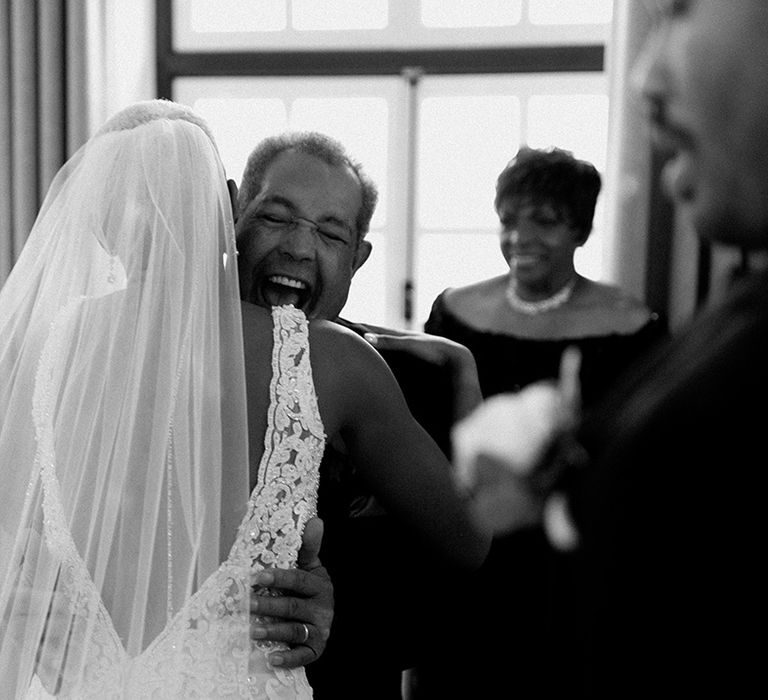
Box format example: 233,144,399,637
415,146,667,698
425,145,666,408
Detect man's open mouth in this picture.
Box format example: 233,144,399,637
262,274,312,309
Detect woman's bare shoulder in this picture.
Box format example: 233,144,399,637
574,279,655,332
579,279,649,309
309,317,366,348
308,318,403,435
308,318,388,378
443,275,508,317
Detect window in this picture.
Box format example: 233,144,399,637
159,0,612,328
172,0,611,50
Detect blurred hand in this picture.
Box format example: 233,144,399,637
250,517,334,668
466,453,543,533
452,347,582,535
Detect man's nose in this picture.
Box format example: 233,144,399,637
631,24,668,107
280,222,316,259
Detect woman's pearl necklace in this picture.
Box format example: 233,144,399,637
505,277,577,315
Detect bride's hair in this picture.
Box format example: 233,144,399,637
95,98,218,147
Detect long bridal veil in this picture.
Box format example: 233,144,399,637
0,102,250,695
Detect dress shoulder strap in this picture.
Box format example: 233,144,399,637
228,304,326,572
267,304,325,455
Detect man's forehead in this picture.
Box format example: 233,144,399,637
255,151,362,216
264,150,358,191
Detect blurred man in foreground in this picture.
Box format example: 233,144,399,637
454,2,768,696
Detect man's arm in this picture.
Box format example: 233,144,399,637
250,517,334,668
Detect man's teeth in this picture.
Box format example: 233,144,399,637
269,275,307,290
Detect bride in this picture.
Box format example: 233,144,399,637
0,101,487,697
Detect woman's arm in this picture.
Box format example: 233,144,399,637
312,324,490,571
362,330,482,423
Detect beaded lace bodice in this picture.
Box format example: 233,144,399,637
30,304,325,698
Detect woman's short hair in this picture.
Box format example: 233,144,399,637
495,146,602,242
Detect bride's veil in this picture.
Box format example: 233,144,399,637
0,101,250,694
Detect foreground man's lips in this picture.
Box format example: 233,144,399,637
510,253,545,265
647,99,695,156
646,104,698,204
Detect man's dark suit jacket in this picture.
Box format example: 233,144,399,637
561,269,768,697
305,318,456,700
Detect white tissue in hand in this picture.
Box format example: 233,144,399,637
452,383,560,489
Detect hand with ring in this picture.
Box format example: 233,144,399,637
250,517,334,668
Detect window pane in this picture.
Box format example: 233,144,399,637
293,0,388,30
575,199,606,281
339,232,387,321
526,93,609,171
290,97,389,227
175,0,609,50
183,95,288,182
420,0,521,28
191,0,286,33
418,94,521,230
528,0,613,25
415,232,505,328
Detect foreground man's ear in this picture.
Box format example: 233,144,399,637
352,239,372,275
227,179,239,224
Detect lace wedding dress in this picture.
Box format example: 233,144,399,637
0,103,329,699
26,304,324,698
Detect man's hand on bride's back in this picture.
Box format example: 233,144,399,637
250,517,334,668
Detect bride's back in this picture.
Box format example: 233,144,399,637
241,301,489,571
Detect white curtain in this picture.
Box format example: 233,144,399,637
0,0,154,285
602,0,656,300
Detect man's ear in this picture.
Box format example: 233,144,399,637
352,239,372,276
227,179,239,224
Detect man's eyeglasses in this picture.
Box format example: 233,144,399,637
256,210,354,247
